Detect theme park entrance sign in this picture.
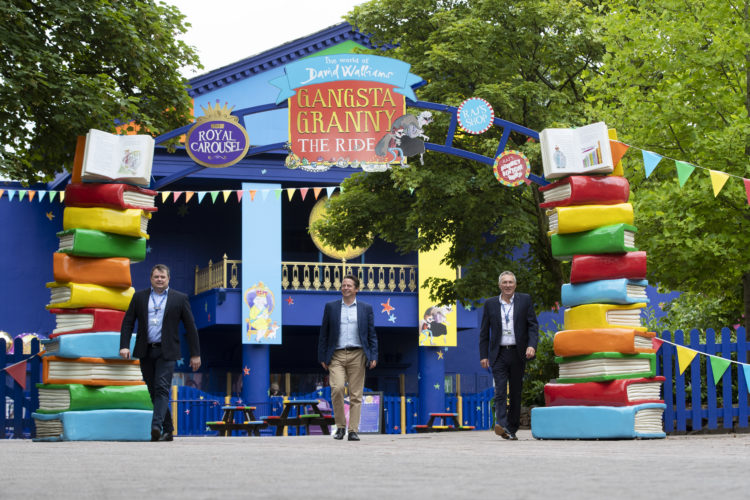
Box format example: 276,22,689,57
271,54,424,172
186,102,250,168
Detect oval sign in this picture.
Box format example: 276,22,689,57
457,97,494,135
493,150,530,187
186,120,250,168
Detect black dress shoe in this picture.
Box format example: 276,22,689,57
151,427,161,442
347,431,360,441
494,424,510,440
159,431,174,442
508,432,518,441
333,428,345,440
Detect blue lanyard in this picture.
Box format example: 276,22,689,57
151,291,167,313
501,298,513,328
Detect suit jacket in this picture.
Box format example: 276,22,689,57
479,293,539,364
318,299,378,365
119,288,201,361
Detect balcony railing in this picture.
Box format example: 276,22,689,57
194,257,417,295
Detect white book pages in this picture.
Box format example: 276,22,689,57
634,407,665,433
626,381,662,401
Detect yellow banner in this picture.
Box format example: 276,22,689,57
418,240,457,347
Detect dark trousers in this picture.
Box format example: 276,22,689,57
491,346,525,433
139,345,176,433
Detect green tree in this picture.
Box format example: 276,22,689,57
314,0,604,307
0,0,201,183
586,0,750,333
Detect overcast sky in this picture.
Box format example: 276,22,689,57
166,0,367,76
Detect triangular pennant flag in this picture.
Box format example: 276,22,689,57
313,187,322,199
744,179,750,205
339,185,344,194
210,191,220,203
173,191,183,203
325,186,335,199
250,190,257,201
5,359,27,390
409,188,415,195
609,140,630,167
28,191,36,202
197,191,207,203
675,160,695,187
286,188,296,202
236,190,243,202
743,364,750,392
58,191,64,203
18,190,27,201
261,190,270,201
652,337,664,352
185,191,195,203
274,189,282,199
709,170,730,197
709,355,731,382
300,188,309,201
161,191,170,203
37,190,47,202
8,190,16,201
0,189,4,199
222,190,232,202
676,345,698,375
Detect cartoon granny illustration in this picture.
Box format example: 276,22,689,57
245,282,276,342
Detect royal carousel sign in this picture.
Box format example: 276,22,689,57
186,102,250,168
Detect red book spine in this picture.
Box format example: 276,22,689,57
544,377,665,406
48,308,126,337
539,175,630,208
569,251,647,283
64,183,157,211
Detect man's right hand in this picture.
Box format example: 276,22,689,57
119,348,130,360
321,362,328,371
480,358,490,369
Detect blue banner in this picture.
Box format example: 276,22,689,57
270,54,421,104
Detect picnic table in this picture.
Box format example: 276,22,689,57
262,399,336,436
206,406,268,436
414,412,475,433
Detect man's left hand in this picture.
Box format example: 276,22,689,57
190,356,201,371
525,347,536,359
368,360,377,369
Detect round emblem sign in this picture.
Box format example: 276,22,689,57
493,150,530,187
457,97,494,135
186,120,250,168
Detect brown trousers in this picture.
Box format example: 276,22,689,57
329,348,366,432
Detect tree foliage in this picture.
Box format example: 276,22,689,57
586,0,750,329
0,0,201,183
314,0,604,308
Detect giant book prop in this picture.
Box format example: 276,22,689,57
57,228,146,261
64,182,157,211
531,403,666,439
539,175,630,209
42,332,135,359
46,282,134,311
553,329,656,357
560,278,648,307
556,352,657,383
564,303,647,330
547,203,633,235
544,376,665,407
36,384,152,414
570,251,647,284
33,409,152,441
42,356,143,385
52,253,132,289
540,122,614,179
63,206,151,239
78,129,154,187
49,308,125,336
551,223,637,260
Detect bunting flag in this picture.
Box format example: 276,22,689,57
250,190,257,201
8,190,16,201
313,187,322,199
652,337,664,351
0,189,4,199
610,140,630,167
197,191,207,203
173,191,183,203
710,355,731,382
161,191,170,202
675,161,695,188
744,179,750,205
676,345,698,375
325,186,336,199
286,188,295,202
709,170,729,197
236,190,243,202
59,191,64,203
744,365,750,390
28,191,36,202
300,188,309,201
37,190,46,202
210,191,219,203
5,359,27,390
274,189,282,199
185,191,195,203
222,190,232,202
261,190,270,201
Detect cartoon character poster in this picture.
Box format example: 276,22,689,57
244,282,279,343
417,240,457,347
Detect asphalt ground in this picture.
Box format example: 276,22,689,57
1,430,748,499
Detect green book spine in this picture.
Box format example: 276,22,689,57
550,223,638,260
35,383,153,413
56,229,146,261
555,352,656,383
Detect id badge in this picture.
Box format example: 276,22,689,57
150,317,160,326
502,329,513,340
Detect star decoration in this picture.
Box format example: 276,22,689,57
388,314,396,323
437,351,444,360
243,366,250,375
381,298,395,314
406,398,412,403
146,245,152,253
212,401,219,406
464,303,472,311
317,390,323,397
207,313,211,322
177,204,189,216
185,409,190,415
394,425,399,430
261,169,267,174
286,296,294,305
176,358,185,367
413,413,418,418
45,211,55,220
476,406,481,411
434,383,441,390
199,396,204,400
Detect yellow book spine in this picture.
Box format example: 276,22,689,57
563,303,647,331
550,203,633,235
46,282,135,311
63,207,151,239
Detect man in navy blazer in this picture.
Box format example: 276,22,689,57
318,274,378,441
479,271,538,440
120,264,201,442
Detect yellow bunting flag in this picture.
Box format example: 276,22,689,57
709,170,729,197
222,190,232,202
286,188,296,202
710,355,731,382
676,345,698,375
58,191,64,203
184,191,195,203
313,187,322,199
161,191,170,203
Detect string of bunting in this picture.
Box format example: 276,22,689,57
1,352,44,390
653,337,750,387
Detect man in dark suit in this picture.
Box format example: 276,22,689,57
479,271,538,440
318,274,378,441
120,264,201,442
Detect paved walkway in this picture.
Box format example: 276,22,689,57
1,430,748,499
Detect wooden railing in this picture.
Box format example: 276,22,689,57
194,257,417,294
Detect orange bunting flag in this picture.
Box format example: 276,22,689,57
0,189,4,199
28,191,36,202
709,355,731,382
313,187,322,199
6,360,27,390
236,190,243,202
184,191,195,203
676,345,698,375
173,191,183,203
744,179,750,205
300,188,309,201
709,170,729,197
250,190,257,201
161,191,171,203
609,140,630,168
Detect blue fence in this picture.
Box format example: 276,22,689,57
1,338,41,439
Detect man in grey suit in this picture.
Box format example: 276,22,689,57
479,271,538,440
318,274,378,441
120,264,201,442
